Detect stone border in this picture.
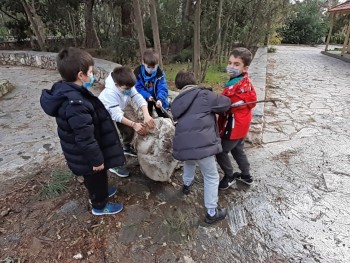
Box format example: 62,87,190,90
0,50,121,83
321,51,350,63
247,47,267,144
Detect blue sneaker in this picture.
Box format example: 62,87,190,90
109,166,130,178
89,186,118,205
92,202,124,216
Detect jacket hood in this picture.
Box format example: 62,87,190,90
40,81,82,117
171,86,201,118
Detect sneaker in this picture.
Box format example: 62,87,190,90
204,208,227,224
182,181,194,195
124,146,137,157
109,166,130,178
92,202,124,216
218,175,236,190
235,172,253,185
89,186,118,205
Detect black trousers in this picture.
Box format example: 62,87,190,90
147,101,168,118
216,138,250,177
83,169,108,209
116,122,134,148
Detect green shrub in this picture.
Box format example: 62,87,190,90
171,49,192,63
268,46,277,53
40,169,73,199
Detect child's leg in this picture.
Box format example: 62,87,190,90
183,160,196,186
216,139,240,177
116,122,135,149
147,101,154,116
83,170,108,209
197,156,219,210
231,138,250,175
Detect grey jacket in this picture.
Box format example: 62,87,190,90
171,85,231,161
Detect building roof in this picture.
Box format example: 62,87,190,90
328,0,350,13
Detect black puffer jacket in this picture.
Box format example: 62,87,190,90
171,85,231,161
40,81,125,175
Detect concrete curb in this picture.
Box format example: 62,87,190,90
321,51,350,63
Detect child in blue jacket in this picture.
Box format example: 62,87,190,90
134,49,169,118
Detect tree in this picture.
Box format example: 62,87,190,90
133,0,146,58
149,0,163,68
193,0,201,82
84,0,101,48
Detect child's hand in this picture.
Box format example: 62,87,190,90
156,100,162,108
134,122,148,135
148,96,154,102
93,163,104,171
144,115,156,129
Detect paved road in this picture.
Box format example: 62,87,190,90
0,46,349,262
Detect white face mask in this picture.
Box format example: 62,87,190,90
144,64,158,74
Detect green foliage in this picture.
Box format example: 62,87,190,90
269,32,282,45
268,46,277,53
330,32,345,44
40,169,73,199
279,0,327,44
111,37,138,65
171,49,192,63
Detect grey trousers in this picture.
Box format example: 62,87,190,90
216,138,250,177
116,122,134,148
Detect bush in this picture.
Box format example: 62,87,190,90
268,46,277,53
331,32,345,44
171,49,192,63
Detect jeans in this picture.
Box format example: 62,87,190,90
183,155,219,209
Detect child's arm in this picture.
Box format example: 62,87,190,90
135,74,153,101
155,75,168,108
130,88,156,128
120,116,147,135
141,105,156,128
208,91,231,113
66,102,104,168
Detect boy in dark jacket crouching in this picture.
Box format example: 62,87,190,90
171,71,231,224
40,47,126,216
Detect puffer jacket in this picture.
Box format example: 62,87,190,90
40,81,125,175
171,85,231,161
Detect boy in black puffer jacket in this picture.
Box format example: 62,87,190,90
40,47,126,216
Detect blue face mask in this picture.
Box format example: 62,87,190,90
226,66,241,78
121,89,132,96
82,74,95,88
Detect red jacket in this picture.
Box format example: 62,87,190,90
218,73,257,140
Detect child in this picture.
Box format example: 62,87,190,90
98,66,156,177
40,47,125,215
216,47,257,190
171,70,231,224
134,48,169,118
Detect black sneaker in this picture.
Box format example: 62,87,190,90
234,172,253,185
182,181,193,195
124,146,137,157
218,175,236,190
204,208,227,224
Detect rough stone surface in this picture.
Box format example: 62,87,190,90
135,118,178,182
0,79,15,97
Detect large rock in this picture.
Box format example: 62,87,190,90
0,79,15,97
135,118,178,182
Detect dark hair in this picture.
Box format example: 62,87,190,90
111,66,136,88
175,70,197,90
57,47,94,82
230,47,252,66
143,48,159,67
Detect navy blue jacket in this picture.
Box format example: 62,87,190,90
40,81,125,175
171,85,231,161
134,65,169,109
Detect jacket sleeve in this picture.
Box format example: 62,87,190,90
98,88,124,123
234,86,257,110
155,74,168,104
66,103,104,167
135,74,152,100
130,87,148,109
207,90,231,113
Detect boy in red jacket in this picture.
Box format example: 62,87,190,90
216,47,257,190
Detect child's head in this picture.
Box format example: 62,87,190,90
111,66,136,91
175,70,197,90
226,47,252,78
143,49,159,73
57,47,94,85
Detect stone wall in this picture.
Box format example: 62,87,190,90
0,50,120,83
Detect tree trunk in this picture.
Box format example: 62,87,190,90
121,1,133,37
149,0,163,68
21,0,47,51
193,0,201,81
68,11,77,47
215,0,224,64
84,0,101,48
133,0,146,58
